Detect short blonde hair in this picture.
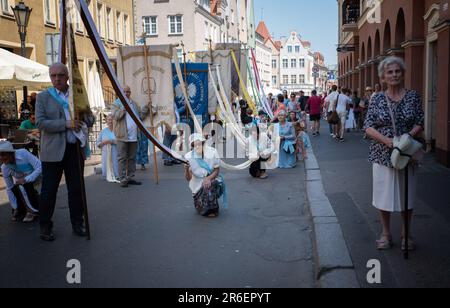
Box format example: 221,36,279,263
378,56,406,79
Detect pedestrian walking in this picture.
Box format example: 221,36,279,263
306,90,322,136
364,56,425,251
325,85,339,138
334,88,351,142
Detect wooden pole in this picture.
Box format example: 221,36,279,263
404,165,409,259
63,0,91,240
181,41,189,123
142,33,159,185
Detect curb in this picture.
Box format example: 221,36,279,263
304,147,360,288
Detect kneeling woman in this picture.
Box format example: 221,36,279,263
184,134,225,218
0,141,41,223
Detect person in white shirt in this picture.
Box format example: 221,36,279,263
325,85,339,137
0,141,41,223
334,88,352,142
111,86,150,188
184,134,224,218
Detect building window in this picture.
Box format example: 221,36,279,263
106,7,114,40
299,74,305,84
176,48,183,63
143,16,158,36
45,33,60,65
272,59,277,69
282,59,288,69
123,14,129,44
291,59,297,68
44,0,56,25
287,45,293,53
291,75,297,84
283,75,289,84
272,75,277,85
116,12,122,43
168,15,183,35
300,59,305,68
97,3,104,37
1,0,13,15
295,45,300,53
75,8,83,33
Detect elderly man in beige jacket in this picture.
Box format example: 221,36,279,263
111,86,150,188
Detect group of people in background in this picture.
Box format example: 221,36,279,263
323,83,382,142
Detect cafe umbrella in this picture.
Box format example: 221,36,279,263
0,48,51,90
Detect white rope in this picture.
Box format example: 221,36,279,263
208,66,257,170
209,66,246,147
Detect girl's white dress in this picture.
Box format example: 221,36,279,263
345,108,356,129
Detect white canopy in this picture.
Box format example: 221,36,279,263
0,48,51,90
88,70,105,113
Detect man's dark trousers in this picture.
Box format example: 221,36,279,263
39,143,84,230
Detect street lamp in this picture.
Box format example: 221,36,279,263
11,1,32,115
11,1,32,57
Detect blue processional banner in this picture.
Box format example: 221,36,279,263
172,63,209,128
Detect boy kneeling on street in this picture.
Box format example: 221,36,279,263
0,141,41,223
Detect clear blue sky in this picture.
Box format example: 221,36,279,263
254,0,338,65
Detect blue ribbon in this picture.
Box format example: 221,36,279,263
48,87,69,110
7,163,34,175
195,157,228,209
283,140,296,154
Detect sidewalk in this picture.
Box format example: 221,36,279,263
309,124,450,287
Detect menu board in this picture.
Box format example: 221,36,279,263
0,90,18,120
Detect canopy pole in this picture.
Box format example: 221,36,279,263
141,35,160,185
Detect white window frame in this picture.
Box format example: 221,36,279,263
272,75,277,85
282,58,288,69
106,7,114,41
168,15,183,35
123,14,129,45
75,8,84,33
143,16,158,36
300,59,305,68
1,0,13,15
97,2,105,38
287,45,292,53
291,59,297,68
272,59,277,69
299,74,305,84
45,33,60,65
43,0,57,26
116,11,123,43
291,75,297,85
295,45,300,53
283,75,289,84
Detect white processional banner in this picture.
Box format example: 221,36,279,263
117,45,176,129
195,50,232,115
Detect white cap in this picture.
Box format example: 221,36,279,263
189,133,206,145
0,141,16,153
